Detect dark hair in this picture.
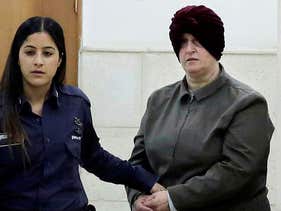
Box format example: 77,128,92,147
0,16,66,144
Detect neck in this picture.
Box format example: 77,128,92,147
23,83,51,116
187,63,220,90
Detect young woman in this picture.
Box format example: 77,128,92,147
0,16,162,211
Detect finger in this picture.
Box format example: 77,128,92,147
134,201,154,211
138,204,153,211
137,195,151,204
143,198,157,208
144,195,156,201
144,194,167,208
151,183,166,193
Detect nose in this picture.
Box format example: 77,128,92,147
33,53,44,66
184,41,196,53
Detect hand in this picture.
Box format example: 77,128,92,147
144,191,169,211
150,183,166,193
133,195,153,211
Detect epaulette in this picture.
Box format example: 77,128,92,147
59,85,91,105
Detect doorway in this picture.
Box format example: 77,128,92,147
0,0,82,85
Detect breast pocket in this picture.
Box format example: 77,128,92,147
0,140,24,170
64,116,83,162
64,138,81,162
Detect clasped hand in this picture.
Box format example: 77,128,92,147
133,183,169,211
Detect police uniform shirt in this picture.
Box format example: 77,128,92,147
0,85,157,211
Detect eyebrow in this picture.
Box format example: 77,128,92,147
23,45,56,50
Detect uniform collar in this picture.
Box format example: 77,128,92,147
180,63,228,102
47,84,60,107
17,84,60,113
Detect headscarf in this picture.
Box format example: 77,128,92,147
169,5,225,60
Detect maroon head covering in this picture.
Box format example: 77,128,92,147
169,5,224,60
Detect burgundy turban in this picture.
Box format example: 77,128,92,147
169,5,225,61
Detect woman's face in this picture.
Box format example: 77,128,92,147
18,32,61,90
179,33,217,80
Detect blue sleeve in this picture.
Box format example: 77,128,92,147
80,103,158,193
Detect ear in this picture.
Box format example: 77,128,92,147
57,57,62,67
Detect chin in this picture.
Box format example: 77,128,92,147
29,81,51,88
187,69,203,78
187,68,200,75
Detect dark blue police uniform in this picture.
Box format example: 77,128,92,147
0,85,157,211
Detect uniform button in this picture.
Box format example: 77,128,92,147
46,138,50,143
33,118,40,123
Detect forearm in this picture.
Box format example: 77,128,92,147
167,161,253,209
81,119,157,193
83,145,157,193
126,123,156,204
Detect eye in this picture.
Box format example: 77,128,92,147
24,50,35,56
180,39,189,48
193,39,202,48
43,51,54,57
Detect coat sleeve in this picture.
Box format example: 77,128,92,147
80,102,157,193
167,96,274,210
125,96,157,207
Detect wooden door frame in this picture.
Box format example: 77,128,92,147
0,0,82,86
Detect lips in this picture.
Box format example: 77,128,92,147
186,58,198,62
31,70,45,74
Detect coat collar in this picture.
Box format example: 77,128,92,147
179,63,228,102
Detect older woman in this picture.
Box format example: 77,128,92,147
126,5,274,211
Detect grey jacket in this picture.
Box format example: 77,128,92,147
126,65,274,211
